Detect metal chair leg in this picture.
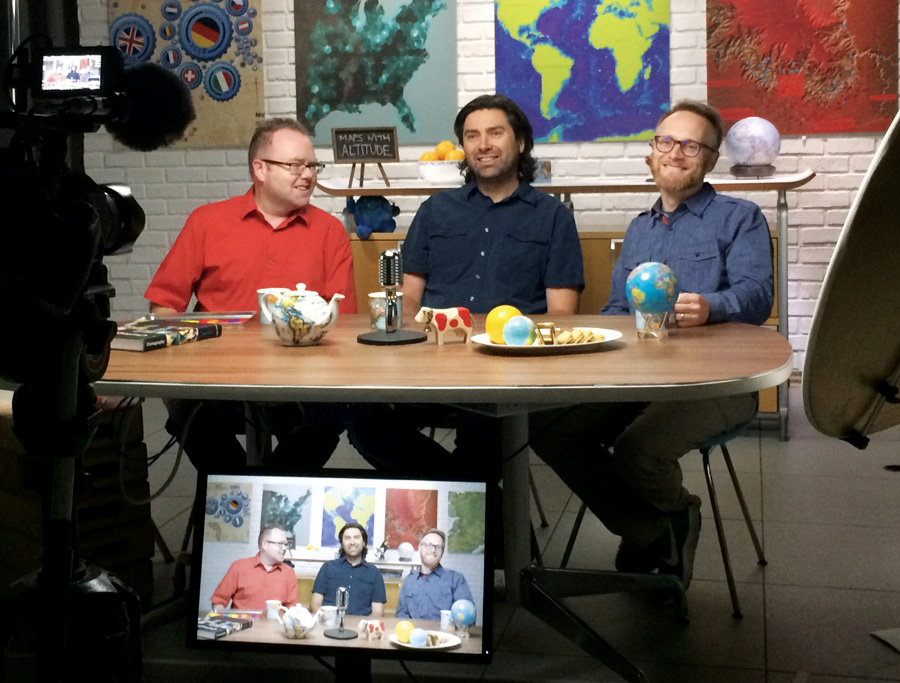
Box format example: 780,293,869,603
720,443,767,566
561,501,587,569
701,447,742,618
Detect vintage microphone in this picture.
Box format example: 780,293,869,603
324,586,358,639
357,249,427,345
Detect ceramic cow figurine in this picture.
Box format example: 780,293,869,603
415,306,473,345
357,619,385,640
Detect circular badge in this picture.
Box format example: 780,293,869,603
203,62,241,101
159,22,177,40
225,0,249,17
179,3,233,62
161,0,182,21
110,14,156,65
179,62,203,89
160,46,182,68
234,17,253,36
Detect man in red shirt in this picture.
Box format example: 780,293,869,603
146,118,355,470
211,524,298,611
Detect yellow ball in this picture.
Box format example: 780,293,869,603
485,305,523,344
395,620,415,643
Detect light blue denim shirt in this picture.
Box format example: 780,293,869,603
602,183,774,325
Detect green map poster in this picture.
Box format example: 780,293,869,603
495,0,670,142
448,490,486,554
295,0,458,145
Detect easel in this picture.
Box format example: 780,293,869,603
347,162,391,188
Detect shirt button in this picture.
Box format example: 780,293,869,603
469,296,475,301
475,274,481,280
480,251,485,256
484,227,489,232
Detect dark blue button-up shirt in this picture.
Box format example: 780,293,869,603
395,565,474,621
312,557,387,616
602,183,774,325
402,181,584,314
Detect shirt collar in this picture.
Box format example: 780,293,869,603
416,564,444,578
650,182,716,220
464,179,538,206
241,187,309,228
339,555,369,568
253,553,283,572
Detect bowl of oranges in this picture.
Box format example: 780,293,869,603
419,140,465,184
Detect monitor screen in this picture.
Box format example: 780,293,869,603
188,469,493,663
40,53,104,93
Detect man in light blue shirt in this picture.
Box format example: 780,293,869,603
530,101,773,593
396,529,473,621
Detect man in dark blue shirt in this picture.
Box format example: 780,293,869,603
402,93,583,315
310,523,386,617
530,101,774,592
346,94,584,470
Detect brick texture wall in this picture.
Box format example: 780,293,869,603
78,0,900,371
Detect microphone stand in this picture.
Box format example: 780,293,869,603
357,250,426,345
323,587,358,640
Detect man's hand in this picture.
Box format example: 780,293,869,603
673,293,710,327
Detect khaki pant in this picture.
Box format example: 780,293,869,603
529,394,758,549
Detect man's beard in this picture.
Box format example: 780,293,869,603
649,155,706,195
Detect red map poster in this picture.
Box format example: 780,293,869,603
384,488,438,547
707,0,898,134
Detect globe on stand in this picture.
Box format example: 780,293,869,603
725,116,781,178
450,599,476,639
625,262,678,341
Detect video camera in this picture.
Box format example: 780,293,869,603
0,35,194,385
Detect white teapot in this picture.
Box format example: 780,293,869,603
277,604,317,639
262,283,344,346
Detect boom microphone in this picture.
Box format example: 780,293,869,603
104,62,195,151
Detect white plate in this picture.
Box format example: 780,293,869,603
388,632,462,650
471,328,623,355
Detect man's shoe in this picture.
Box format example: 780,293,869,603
657,499,702,590
614,539,660,573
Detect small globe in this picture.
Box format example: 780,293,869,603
625,262,677,314
397,541,415,561
450,599,476,627
725,117,781,176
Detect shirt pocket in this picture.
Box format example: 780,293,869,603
670,249,720,293
497,224,549,282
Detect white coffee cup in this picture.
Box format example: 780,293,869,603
266,599,282,619
440,609,453,631
319,605,338,627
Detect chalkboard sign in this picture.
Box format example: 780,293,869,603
331,127,399,164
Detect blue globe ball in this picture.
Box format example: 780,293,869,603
625,262,678,314
450,599,476,627
409,627,428,647
502,315,536,346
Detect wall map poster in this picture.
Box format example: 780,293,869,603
294,0,457,145
108,0,264,147
495,0,670,143
707,0,898,134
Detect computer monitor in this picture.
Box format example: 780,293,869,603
187,468,493,664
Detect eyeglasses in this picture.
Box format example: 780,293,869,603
651,136,717,157
265,540,289,548
260,159,326,175
419,542,444,552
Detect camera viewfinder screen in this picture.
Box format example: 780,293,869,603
190,470,492,663
41,54,103,93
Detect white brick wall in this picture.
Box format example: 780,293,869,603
79,0,900,371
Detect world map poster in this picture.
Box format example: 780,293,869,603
707,0,898,134
321,486,376,547
495,0,670,143
295,0,458,145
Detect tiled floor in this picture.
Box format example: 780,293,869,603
6,385,900,682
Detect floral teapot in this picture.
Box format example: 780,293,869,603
277,604,317,639
263,283,344,346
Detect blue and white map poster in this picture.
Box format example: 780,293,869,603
295,0,458,145
109,0,265,148
495,0,670,143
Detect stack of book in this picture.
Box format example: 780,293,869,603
111,312,253,352
196,614,255,640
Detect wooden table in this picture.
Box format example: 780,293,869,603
99,314,792,682
219,615,482,655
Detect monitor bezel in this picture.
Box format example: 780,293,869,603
187,466,494,665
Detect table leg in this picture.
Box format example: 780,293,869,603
776,189,790,441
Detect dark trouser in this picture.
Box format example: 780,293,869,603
529,395,758,549
165,399,344,472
